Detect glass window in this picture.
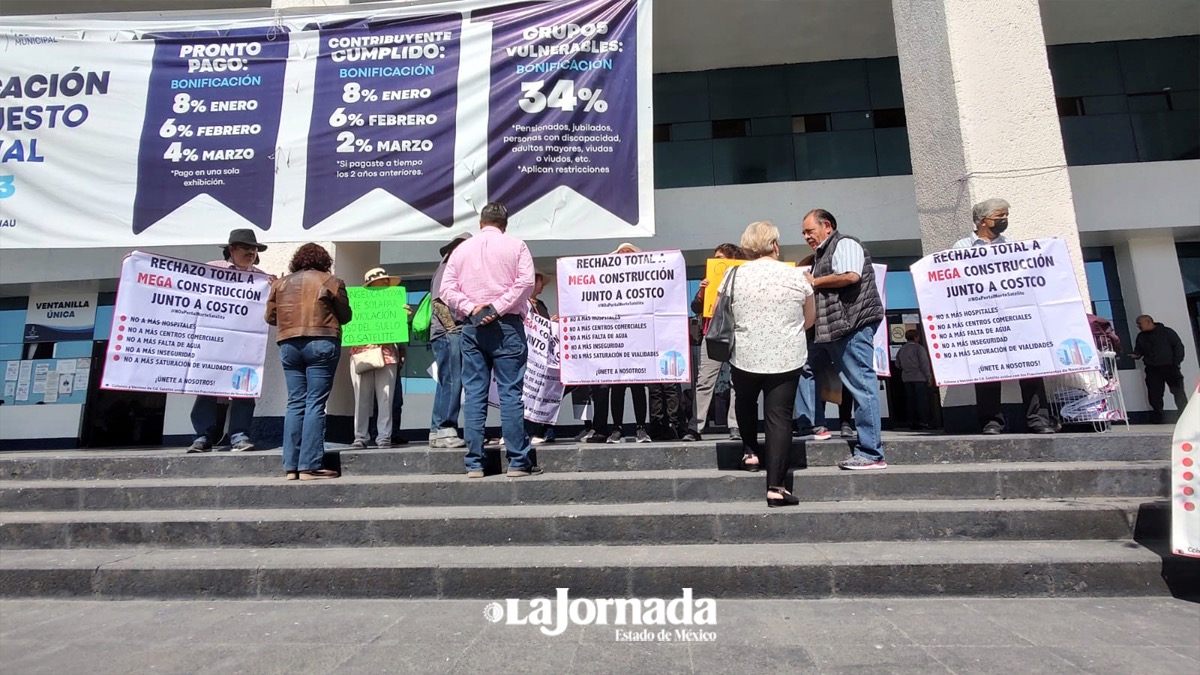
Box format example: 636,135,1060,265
874,127,913,176
712,136,795,185
1131,111,1200,162
1048,42,1124,97
670,121,713,141
1081,95,1129,115
1128,93,1171,113
786,59,871,115
0,308,26,345
707,66,789,120
652,72,710,124
711,119,749,139
1084,261,1111,303
866,57,903,109
873,108,906,129
1061,115,1139,165
883,271,918,310
832,111,874,131
750,116,792,136
654,140,713,189
1118,36,1200,95
1171,90,1200,110
794,130,877,181
792,114,830,134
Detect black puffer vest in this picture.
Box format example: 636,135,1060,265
811,230,885,343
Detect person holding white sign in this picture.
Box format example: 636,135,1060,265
440,203,540,478
952,198,1055,435
187,229,269,454
718,221,815,506
348,268,403,450
801,209,888,470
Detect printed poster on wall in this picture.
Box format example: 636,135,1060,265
23,291,97,343
0,0,654,249
911,238,1095,386
557,249,688,385
101,250,271,397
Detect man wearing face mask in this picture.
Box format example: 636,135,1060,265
953,198,1055,435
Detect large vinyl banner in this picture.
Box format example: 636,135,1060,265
557,249,689,385
911,238,1096,386
101,251,271,397
1172,384,1200,559
0,0,654,249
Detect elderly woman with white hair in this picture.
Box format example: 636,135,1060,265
715,221,815,507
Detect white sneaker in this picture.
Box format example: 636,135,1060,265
531,436,546,445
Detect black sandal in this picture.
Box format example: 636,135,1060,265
767,487,799,508
741,453,761,472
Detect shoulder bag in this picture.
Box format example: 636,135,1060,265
704,267,738,362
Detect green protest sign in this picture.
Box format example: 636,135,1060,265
342,286,409,346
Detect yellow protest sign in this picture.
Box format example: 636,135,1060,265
702,258,797,317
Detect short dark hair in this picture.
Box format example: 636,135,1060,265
805,208,838,230
289,243,333,274
713,243,746,260
906,329,919,342
480,202,509,227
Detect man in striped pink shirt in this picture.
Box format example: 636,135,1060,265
440,203,539,478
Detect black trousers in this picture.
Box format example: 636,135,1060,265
1145,365,1189,422
732,367,801,490
573,385,609,434
610,384,647,432
648,383,681,438
974,378,1051,431
904,381,929,428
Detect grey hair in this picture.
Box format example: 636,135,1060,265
739,220,781,259
971,198,1010,226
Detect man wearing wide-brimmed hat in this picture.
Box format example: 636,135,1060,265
188,229,269,454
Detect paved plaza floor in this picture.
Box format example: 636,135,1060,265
0,596,1197,674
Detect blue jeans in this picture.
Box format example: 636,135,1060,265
430,331,463,434
822,321,884,461
461,316,532,472
793,362,826,430
191,395,255,445
279,336,341,472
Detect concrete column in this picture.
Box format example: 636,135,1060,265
1116,235,1199,409
891,0,1089,302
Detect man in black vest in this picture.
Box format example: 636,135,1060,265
953,198,1055,435
801,209,888,470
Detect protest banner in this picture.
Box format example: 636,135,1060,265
489,313,564,423
557,250,689,385
0,0,654,250
342,286,409,347
910,238,1096,386
100,251,271,397
1172,384,1200,559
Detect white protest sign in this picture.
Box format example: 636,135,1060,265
1172,384,1200,559
911,238,1096,386
487,313,564,424
557,250,689,385
101,251,271,397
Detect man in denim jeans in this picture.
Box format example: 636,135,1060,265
439,203,540,478
188,229,269,453
801,209,888,470
428,234,471,449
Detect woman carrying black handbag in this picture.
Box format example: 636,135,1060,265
709,221,815,507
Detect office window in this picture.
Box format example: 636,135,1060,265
711,119,749,139
652,71,710,124
1060,115,1139,165
1048,42,1125,97
1131,111,1200,161
793,130,877,181
654,140,714,189
786,59,871,115
707,66,789,120
712,136,795,185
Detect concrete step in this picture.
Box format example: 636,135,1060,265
2,540,1195,599
0,430,1172,480
0,499,1165,550
0,462,1168,512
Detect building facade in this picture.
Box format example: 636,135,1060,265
1,0,1197,447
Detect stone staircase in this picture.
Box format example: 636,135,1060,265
1,430,1197,599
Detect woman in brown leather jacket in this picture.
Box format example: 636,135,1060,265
265,244,353,480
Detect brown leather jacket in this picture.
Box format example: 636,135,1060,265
265,270,353,342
